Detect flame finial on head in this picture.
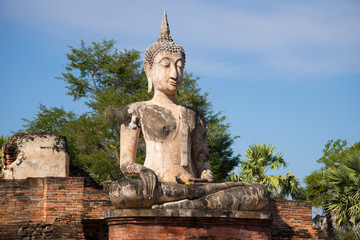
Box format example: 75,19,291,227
157,10,172,42
145,11,185,68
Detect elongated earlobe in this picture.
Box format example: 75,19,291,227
144,61,153,93
148,78,153,93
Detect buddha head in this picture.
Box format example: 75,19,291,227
144,11,186,95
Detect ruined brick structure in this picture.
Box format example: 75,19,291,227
107,217,273,239
1,132,70,179
0,174,327,239
264,199,328,239
0,176,111,239
0,132,327,239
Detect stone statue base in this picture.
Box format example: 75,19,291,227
105,209,273,239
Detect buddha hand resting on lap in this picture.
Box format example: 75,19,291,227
109,12,269,210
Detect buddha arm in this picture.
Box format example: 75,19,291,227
119,124,141,175
191,113,214,182
120,123,158,198
120,104,145,175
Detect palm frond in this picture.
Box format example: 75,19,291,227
326,152,360,227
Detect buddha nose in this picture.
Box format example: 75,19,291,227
170,64,178,80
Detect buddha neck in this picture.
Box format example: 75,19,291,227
152,90,178,106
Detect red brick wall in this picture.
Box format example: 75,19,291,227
0,177,327,239
0,177,111,239
83,186,114,220
108,217,272,240
265,199,328,240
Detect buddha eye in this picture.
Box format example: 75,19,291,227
160,58,170,67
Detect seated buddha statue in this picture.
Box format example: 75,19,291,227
109,12,269,210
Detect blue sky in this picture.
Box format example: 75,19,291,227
1,0,359,184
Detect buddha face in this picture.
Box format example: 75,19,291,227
145,51,184,95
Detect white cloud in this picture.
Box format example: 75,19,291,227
1,0,360,81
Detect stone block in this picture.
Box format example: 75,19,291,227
1,132,69,179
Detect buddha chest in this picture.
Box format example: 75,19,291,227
138,104,196,142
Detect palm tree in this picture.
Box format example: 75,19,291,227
277,172,305,199
327,152,360,228
231,144,304,199
305,169,336,238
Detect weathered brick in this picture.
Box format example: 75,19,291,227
0,177,328,240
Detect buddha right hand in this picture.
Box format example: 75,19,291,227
139,167,158,199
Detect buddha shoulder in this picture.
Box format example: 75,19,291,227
120,102,144,129
120,102,204,139
179,104,202,121
178,104,206,133
121,102,178,141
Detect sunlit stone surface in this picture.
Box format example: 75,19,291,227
1,132,69,179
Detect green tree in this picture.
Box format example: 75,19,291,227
231,144,304,199
318,139,350,168
327,152,360,227
305,139,360,239
0,135,11,171
0,135,9,149
305,169,329,207
305,139,349,239
23,39,239,182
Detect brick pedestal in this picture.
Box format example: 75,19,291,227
105,209,273,240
